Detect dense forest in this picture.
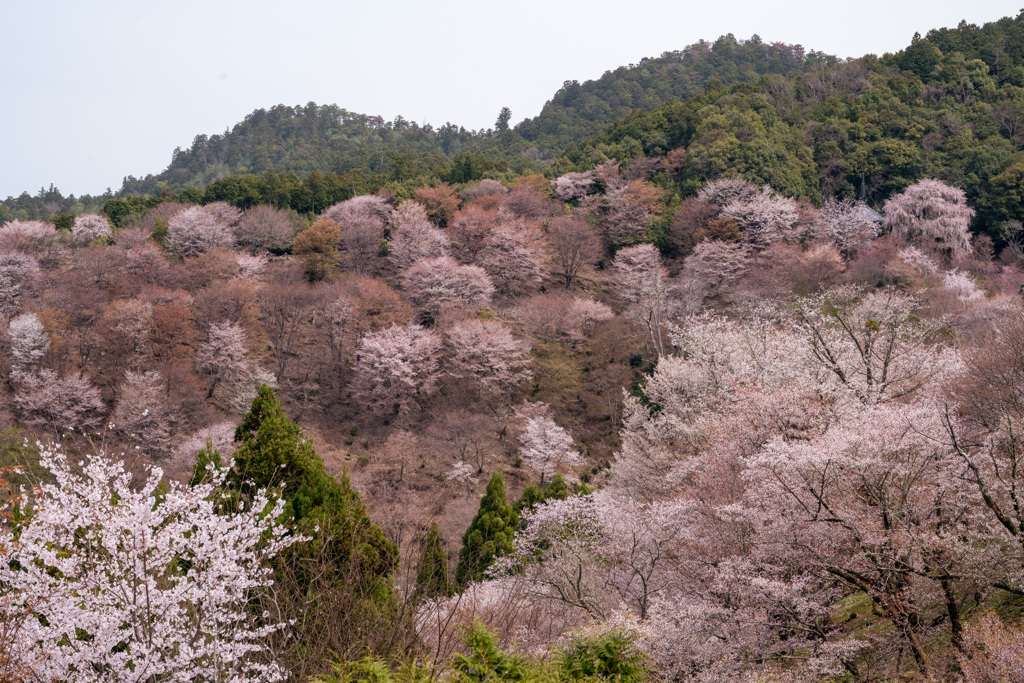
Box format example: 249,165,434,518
3,11,1024,683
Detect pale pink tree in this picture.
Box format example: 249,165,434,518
402,256,494,313
795,286,957,405
519,414,582,483
71,213,113,244
818,198,881,252
166,206,233,257
461,178,507,204
958,612,1024,683
510,293,613,347
236,252,269,280
943,269,984,302
0,250,40,317
203,200,243,227
14,369,105,435
614,244,671,359
744,401,964,674
323,194,392,227
195,321,252,400
479,215,549,295
447,205,497,262
0,446,296,683
104,298,154,363
349,323,443,416
7,312,48,377
388,219,450,271
552,171,595,202
681,239,750,302
720,186,799,249
0,220,58,252
582,179,661,246
445,318,532,396
112,370,173,456
547,215,601,288
697,177,760,207
883,179,975,260
234,205,296,253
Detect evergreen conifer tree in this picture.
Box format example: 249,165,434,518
455,470,519,587
415,521,450,599
194,385,404,666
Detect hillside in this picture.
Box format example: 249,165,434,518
516,33,812,150
4,11,1024,683
553,12,1024,244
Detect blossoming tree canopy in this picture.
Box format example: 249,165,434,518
0,446,298,682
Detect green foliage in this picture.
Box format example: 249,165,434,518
559,630,649,682
198,386,403,667
513,473,572,517
227,386,397,578
451,623,530,683
0,429,47,509
415,521,451,599
50,212,74,231
455,471,519,587
314,655,436,683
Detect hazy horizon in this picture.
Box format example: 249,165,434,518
1,0,1019,198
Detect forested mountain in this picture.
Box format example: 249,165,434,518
553,13,1024,243
6,13,1024,682
516,34,813,150
1,34,812,221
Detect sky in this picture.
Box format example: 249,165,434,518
0,0,1020,199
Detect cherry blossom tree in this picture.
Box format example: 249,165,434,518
744,401,963,674
447,205,498,262
0,446,295,683
0,250,39,317
818,198,881,252
795,286,957,405
547,216,601,288
349,323,442,416
614,244,671,359
71,214,113,244
681,239,750,302
720,186,799,249
479,216,549,295
388,218,450,271
0,220,57,253
461,179,507,205
323,194,392,227
883,179,975,260
510,293,613,347
203,200,243,227
696,177,760,207
402,256,494,313
14,369,105,435
235,205,296,254
7,312,48,377
552,171,595,202
166,206,233,257
112,369,173,455
445,318,532,396
194,321,273,412
518,415,582,483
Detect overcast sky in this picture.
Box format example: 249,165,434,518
1,0,1020,199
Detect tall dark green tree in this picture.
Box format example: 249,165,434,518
194,385,406,676
455,470,519,587
415,521,450,599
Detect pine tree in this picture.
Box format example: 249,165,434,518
455,470,519,587
196,385,404,663
415,521,450,599
513,472,572,516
